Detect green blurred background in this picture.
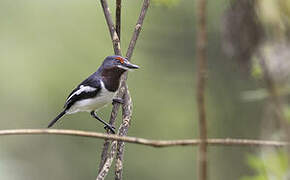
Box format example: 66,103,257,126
0,0,278,179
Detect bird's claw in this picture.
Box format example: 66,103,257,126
112,98,124,105
104,125,116,134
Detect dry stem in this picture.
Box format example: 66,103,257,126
0,129,287,147
196,0,208,179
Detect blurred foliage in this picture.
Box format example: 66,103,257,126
152,0,179,7
257,0,290,37
241,86,290,102
221,0,263,69
241,150,289,180
251,59,263,80
284,105,290,123
0,0,285,180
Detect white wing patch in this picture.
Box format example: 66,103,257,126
66,80,116,114
66,85,97,103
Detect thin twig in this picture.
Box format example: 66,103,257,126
98,138,111,173
116,0,121,39
0,129,287,147
115,86,132,180
98,88,125,172
125,0,150,60
98,107,131,180
97,141,118,180
196,0,208,179
100,0,121,55
98,87,132,180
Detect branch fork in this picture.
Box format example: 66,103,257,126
97,0,150,179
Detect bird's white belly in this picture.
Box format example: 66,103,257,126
67,89,115,114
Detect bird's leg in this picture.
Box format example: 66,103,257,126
112,98,124,105
90,111,115,134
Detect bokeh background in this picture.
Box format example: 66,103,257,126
0,0,289,179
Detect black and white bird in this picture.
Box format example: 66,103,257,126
47,55,139,133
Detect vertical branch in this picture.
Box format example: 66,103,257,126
97,0,150,179
196,0,208,179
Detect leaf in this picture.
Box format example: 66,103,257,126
241,151,289,180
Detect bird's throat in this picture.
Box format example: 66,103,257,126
101,67,126,92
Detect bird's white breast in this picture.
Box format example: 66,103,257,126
66,81,116,114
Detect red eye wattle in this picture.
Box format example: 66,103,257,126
115,57,125,64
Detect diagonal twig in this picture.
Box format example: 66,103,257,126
115,86,132,180
100,0,121,55
125,0,150,60
116,0,121,39
97,140,118,180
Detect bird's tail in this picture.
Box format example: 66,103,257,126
47,110,66,128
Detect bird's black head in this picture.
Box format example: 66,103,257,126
99,55,139,92
102,55,139,71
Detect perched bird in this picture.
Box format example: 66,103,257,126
47,55,139,133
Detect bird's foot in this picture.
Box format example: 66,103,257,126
104,124,116,134
112,98,124,105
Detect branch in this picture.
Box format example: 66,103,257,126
196,0,208,179
116,0,121,39
97,0,150,179
125,0,150,60
98,0,123,173
0,129,287,147
113,1,150,179
114,1,126,179
100,0,121,55
97,140,118,180
98,86,125,173
115,86,132,180
98,86,133,180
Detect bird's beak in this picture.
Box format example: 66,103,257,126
124,61,139,69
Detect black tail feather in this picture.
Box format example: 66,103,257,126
47,110,66,128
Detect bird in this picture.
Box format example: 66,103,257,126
47,55,139,134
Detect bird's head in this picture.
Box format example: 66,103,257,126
102,55,139,71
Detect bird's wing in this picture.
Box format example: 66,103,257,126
64,77,102,110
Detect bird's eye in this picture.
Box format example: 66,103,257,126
115,57,124,64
